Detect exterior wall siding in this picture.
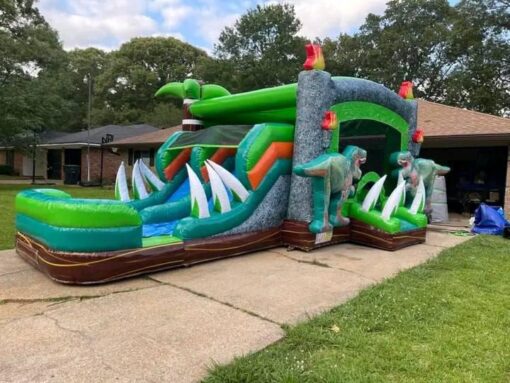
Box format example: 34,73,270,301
80,148,124,183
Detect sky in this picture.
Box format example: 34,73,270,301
37,0,458,54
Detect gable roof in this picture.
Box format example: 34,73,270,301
418,99,510,139
39,124,160,147
108,125,182,147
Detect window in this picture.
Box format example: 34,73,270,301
128,148,154,167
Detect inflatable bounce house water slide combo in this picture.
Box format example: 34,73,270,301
15,45,450,284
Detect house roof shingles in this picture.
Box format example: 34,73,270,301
417,99,510,138
41,124,160,146
108,125,182,147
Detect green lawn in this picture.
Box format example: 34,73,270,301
204,235,510,383
0,184,113,250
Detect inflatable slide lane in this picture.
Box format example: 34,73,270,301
15,123,294,284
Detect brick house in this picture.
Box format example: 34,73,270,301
107,101,510,217
0,124,159,183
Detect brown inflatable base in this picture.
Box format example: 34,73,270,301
15,219,427,284
15,229,281,285
350,219,427,251
281,220,350,251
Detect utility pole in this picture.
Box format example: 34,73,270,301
86,72,92,182
31,130,36,185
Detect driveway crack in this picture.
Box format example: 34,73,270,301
0,285,160,306
43,312,92,341
146,276,282,328
269,251,377,282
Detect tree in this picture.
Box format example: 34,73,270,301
353,0,455,98
92,37,208,127
321,35,363,78
0,0,72,146
212,4,307,92
443,0,510,115
65,48,108,131
323,0,509,116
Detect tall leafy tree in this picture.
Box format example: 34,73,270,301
323,0,509,116
211,4,307,92
321,34,363,78
0,0,72,146
444,0,509,115
65,48,108,131
353,0,455,98
92,37,208,127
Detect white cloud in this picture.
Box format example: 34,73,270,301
38,0,190,50
196,8,239,45
36,0,388,52
275,0,387,39
151,31,186,42
160,6,192,29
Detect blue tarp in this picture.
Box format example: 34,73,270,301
472,204,510,235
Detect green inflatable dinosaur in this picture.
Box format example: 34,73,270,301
294,146,367,233
392,151,450,214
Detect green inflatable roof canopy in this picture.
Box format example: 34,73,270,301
167,125,253,151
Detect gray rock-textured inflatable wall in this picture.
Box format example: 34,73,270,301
215,175,290,236
286,70,336,222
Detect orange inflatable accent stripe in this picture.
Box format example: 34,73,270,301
248,142,293,190
201,148,237,182
164,148,191,181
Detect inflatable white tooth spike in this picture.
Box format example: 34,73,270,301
138,159,165,191
115,161,131,202
186,164,210,218
206,160,249,202
381,181,406,221
398,170,406,205
205,162,231,213
361,174,387,212
132,160,150,200
409,177,426,214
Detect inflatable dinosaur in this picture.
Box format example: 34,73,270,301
393,151,450,214
294,146,367,233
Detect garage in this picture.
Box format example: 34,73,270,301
418,99,510,218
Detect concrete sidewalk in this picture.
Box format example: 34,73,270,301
0,230,471,383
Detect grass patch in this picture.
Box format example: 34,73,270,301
0,184,113,250
204,235,510,383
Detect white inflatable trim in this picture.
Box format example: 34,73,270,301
381,181,406,221
361,175,387,212
205,162,231,213
409,177,426,214
115,161,131,202
138,159,165,191
132,160,150,200
206,160,249,202
398,170,406,205
186,164,210,218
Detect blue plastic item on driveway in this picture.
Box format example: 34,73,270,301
472,204,510,235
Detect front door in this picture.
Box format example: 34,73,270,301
47,149,62,179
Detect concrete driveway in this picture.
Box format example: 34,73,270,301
0,230,471,383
